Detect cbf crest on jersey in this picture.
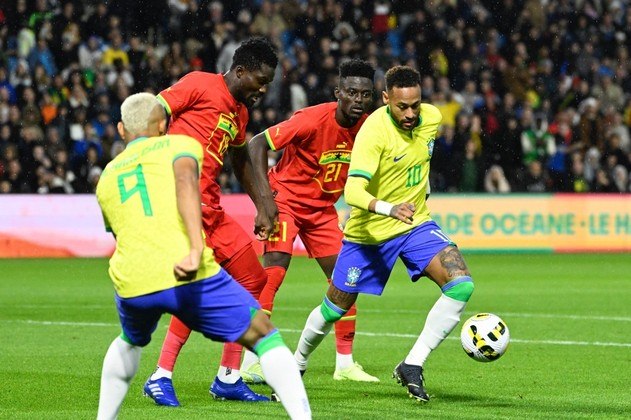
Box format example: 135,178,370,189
427,137,435,158
345,267,361,287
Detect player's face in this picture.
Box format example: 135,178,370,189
335,76,374,125
383,85,422,130
236,64,276,106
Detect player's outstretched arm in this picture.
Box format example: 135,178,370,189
231,144,278,240
173,156,203,280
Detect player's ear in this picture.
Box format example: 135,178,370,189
234,65,245,79
382,90,389,104
117,122,125,140
158,118,167,136
334,86,340,100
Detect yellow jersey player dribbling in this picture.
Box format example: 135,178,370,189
294,66,475,402
95,92,310,420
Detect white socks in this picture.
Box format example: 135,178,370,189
294,306,333,370
260,346,311,419
241,349,259,370
217,366,240,384
335,352,354,370
97,336,141,420
150,366,172,380
405,294,466,366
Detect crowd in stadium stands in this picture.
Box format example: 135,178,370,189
1,0,630,194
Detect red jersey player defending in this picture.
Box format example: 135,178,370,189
243,59,379,383
142,38,279,406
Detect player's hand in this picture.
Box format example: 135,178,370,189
392,202,416,225
254,199,278,241
174,249,202,281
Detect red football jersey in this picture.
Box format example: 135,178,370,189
157,72,248,212
265,102,367,210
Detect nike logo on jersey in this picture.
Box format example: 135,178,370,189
394,154,406,162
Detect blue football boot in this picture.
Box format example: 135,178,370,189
143,377,180,407
209,377,270,402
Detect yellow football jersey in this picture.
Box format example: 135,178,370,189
344,104,442,244
96,134,220,298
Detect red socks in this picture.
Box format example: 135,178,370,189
334,302,357,355
157,316,192,371
259,266,288,314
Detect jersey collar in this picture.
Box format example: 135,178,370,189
128,136,149,146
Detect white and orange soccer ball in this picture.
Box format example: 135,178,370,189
460,313,510,362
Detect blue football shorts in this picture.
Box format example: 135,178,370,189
115,268,260,347
332,220,454,295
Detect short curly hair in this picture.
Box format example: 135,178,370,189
385,66,421,91
339,59,375,81
231,37,278,71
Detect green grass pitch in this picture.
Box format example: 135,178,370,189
1,254,630,419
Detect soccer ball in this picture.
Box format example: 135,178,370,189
460,313,510,362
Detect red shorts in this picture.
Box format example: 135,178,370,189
203,207,251,264
263,201,343,258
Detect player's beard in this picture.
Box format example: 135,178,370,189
341,109,362,127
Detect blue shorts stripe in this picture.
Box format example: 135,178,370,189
441,276,473,293
323,296,346,316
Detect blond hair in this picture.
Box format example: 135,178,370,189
120,92,161,135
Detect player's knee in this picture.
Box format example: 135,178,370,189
252,328,286,358
239,310,275,348
320,296,347,322
441,276,474,302
121,331,149,347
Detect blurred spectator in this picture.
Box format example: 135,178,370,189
455,138,483,193
1,0,630,195
78,36,104,70
569,153,590,193
519,160,550,193
102,30,129,68
583,147,601,185
577,98,606,151
521,113,555,166
86,2,110,40
431,125,462,192
106,58,134,88
251,1,287,40
592,168,616,192
611,165,629,193
28,38,57,77
484,165,511,193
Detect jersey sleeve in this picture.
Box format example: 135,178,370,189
101,210,112,233
347,120,384,181
421,103,443,133
263,109,315,151
95,175,112,232
344,176,374,210
171,135,204,172
157,73,203,117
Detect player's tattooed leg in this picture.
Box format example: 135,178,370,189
326,284,358,311
438,246,471,278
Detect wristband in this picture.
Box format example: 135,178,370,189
374,200,394,216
